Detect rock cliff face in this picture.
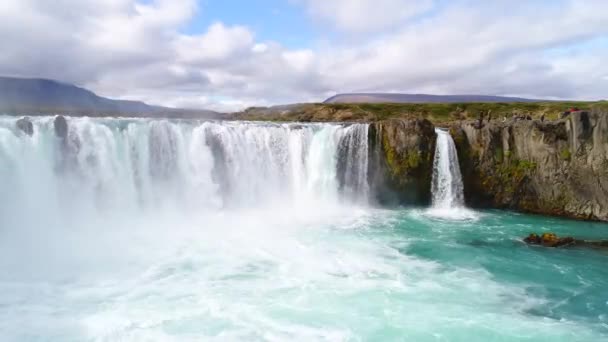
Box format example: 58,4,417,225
237,103,608,221
369,119,436,205
450,109,608,221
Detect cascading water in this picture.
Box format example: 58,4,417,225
428,128,472,219
0,116,370,226
0,116,606,341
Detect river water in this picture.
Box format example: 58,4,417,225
0,116,606,341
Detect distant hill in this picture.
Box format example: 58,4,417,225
0,76,220,119
324,93,546,104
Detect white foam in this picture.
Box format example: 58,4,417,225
427,128,479,221
424,207,481,221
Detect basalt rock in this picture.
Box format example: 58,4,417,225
369,119,436,205
54,115,68,139
16,117,33,136
450,108,608,221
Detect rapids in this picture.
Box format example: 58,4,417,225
0,116,606,341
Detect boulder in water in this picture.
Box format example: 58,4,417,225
524,232,576,248
54,115,68,138
523,233,541,244
16,117,34,136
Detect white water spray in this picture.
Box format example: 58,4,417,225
1,118,603,342
0,117,371,221
428,128,474,220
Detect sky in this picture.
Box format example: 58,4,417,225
1,0,607,112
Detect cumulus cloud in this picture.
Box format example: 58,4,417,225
175,22,254,65
299,0,433,33
0,0,607,112
312,0,608,101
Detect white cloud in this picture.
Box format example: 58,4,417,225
176,22,254,64
282,50,316,73
300,0,433,33
0,0,607,112
252,43,269,53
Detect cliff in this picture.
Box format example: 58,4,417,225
240,102,608,221
450,108,608,221
369,119,436,205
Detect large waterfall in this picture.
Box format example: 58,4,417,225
0,116,370,227
428,128,470,219
3,117,605,342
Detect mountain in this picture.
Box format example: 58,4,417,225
0,76,220,119
324,93,546,104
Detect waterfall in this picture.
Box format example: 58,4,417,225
0,116,371,227
431,128,464,210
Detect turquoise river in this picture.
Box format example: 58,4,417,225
0,116,606,341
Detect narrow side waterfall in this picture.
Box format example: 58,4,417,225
430,128,465,211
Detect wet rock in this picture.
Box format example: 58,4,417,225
16,117,33,136
369,119,436,205
54,115,68,139
450,106,608,221
524,233,541,244
538,232,575,247
523,232,573,247
523,232,606,249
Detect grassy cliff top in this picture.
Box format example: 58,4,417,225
232,101,608,123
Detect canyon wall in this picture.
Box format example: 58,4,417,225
449,109,608,221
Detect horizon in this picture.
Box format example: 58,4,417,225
2,1,607,111
4,75,600,114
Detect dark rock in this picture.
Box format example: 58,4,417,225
523,232,607,249
524,233,541,244
369,119,436,205
536,233,575,247
16,117,33,136
451,107,608,221
54,115,68,139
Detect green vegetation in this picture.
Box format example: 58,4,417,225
382,132,410,179
407,151,421,169
560,148,572,161
479,158,537,202
382,130,422,179
494,147,504,162
233,101,602,123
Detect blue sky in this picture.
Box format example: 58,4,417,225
186,0,318,48
1,0,607,111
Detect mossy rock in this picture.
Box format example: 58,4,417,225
560,148,572,161
372,119,436,205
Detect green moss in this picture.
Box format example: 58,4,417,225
560,148,571,161
479,158,537,201
382,130,422,179
383,132,398,175
407,152,420,168
515,160,537,170
494,148,504,163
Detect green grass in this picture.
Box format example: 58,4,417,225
233,101,603,123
